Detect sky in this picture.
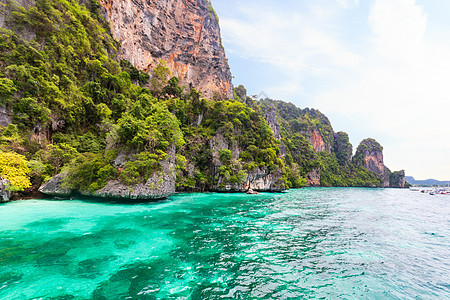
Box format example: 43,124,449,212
211,0,450,181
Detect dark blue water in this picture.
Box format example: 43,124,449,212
0,188,449,299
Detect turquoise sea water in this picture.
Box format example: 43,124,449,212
0,188,449,299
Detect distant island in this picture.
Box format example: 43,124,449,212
0,0,407,202
406,177,449,187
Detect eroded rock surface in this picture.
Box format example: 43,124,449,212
0,106,12,127
99,0,233,99
0,178,11,202
264,104,287,157
39,174,72,197
306,168,321,187
39,150,176,200
355,138,390,187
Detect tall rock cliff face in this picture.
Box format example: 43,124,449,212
306,129,329,153
354,138,390,187
99,0,233,99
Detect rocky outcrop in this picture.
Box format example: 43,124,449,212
39,150,176,200
354,138,390,187
246,169,285,192
306,168,321,187
99,0,233,99
263,104,287,157
214,166,285,193
207,132,286,192
92,152,176,199
38,173,72,197
0,106,12,127
0,178,11,202
308,129,328,153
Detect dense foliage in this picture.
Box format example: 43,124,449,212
0,0,182,191
0,0,401,195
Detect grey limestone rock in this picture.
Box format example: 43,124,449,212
90,158,175,200
0,106,12,127
39,150,176,200
0,178,11,202
38,174,72,197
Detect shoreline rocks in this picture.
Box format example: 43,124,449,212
1,178,11,202
39,152,177,201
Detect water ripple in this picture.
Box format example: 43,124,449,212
0,189,449,299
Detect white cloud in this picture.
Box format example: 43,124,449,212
336,0,359,9
369,0,427,61
314,0,450,179
219,1,360,95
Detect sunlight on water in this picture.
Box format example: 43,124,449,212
0,189,449,299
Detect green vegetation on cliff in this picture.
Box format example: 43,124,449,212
256,99,384,187
0,0,182,192
0,0,402,195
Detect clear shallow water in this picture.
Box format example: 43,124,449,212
0,188,449,299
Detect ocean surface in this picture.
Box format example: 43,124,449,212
0,188,449,299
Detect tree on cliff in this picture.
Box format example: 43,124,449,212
150,61,171,98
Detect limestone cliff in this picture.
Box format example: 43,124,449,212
354,138,390,187
99,0,233,99
389,170,406,188
208,134,285,192
306,168,321,187
306,129,329,153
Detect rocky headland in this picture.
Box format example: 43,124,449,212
0,0,406,201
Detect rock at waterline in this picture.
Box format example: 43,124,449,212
0,178,11,202
39,162,175,201
246,189,260,195
38,173,72,197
